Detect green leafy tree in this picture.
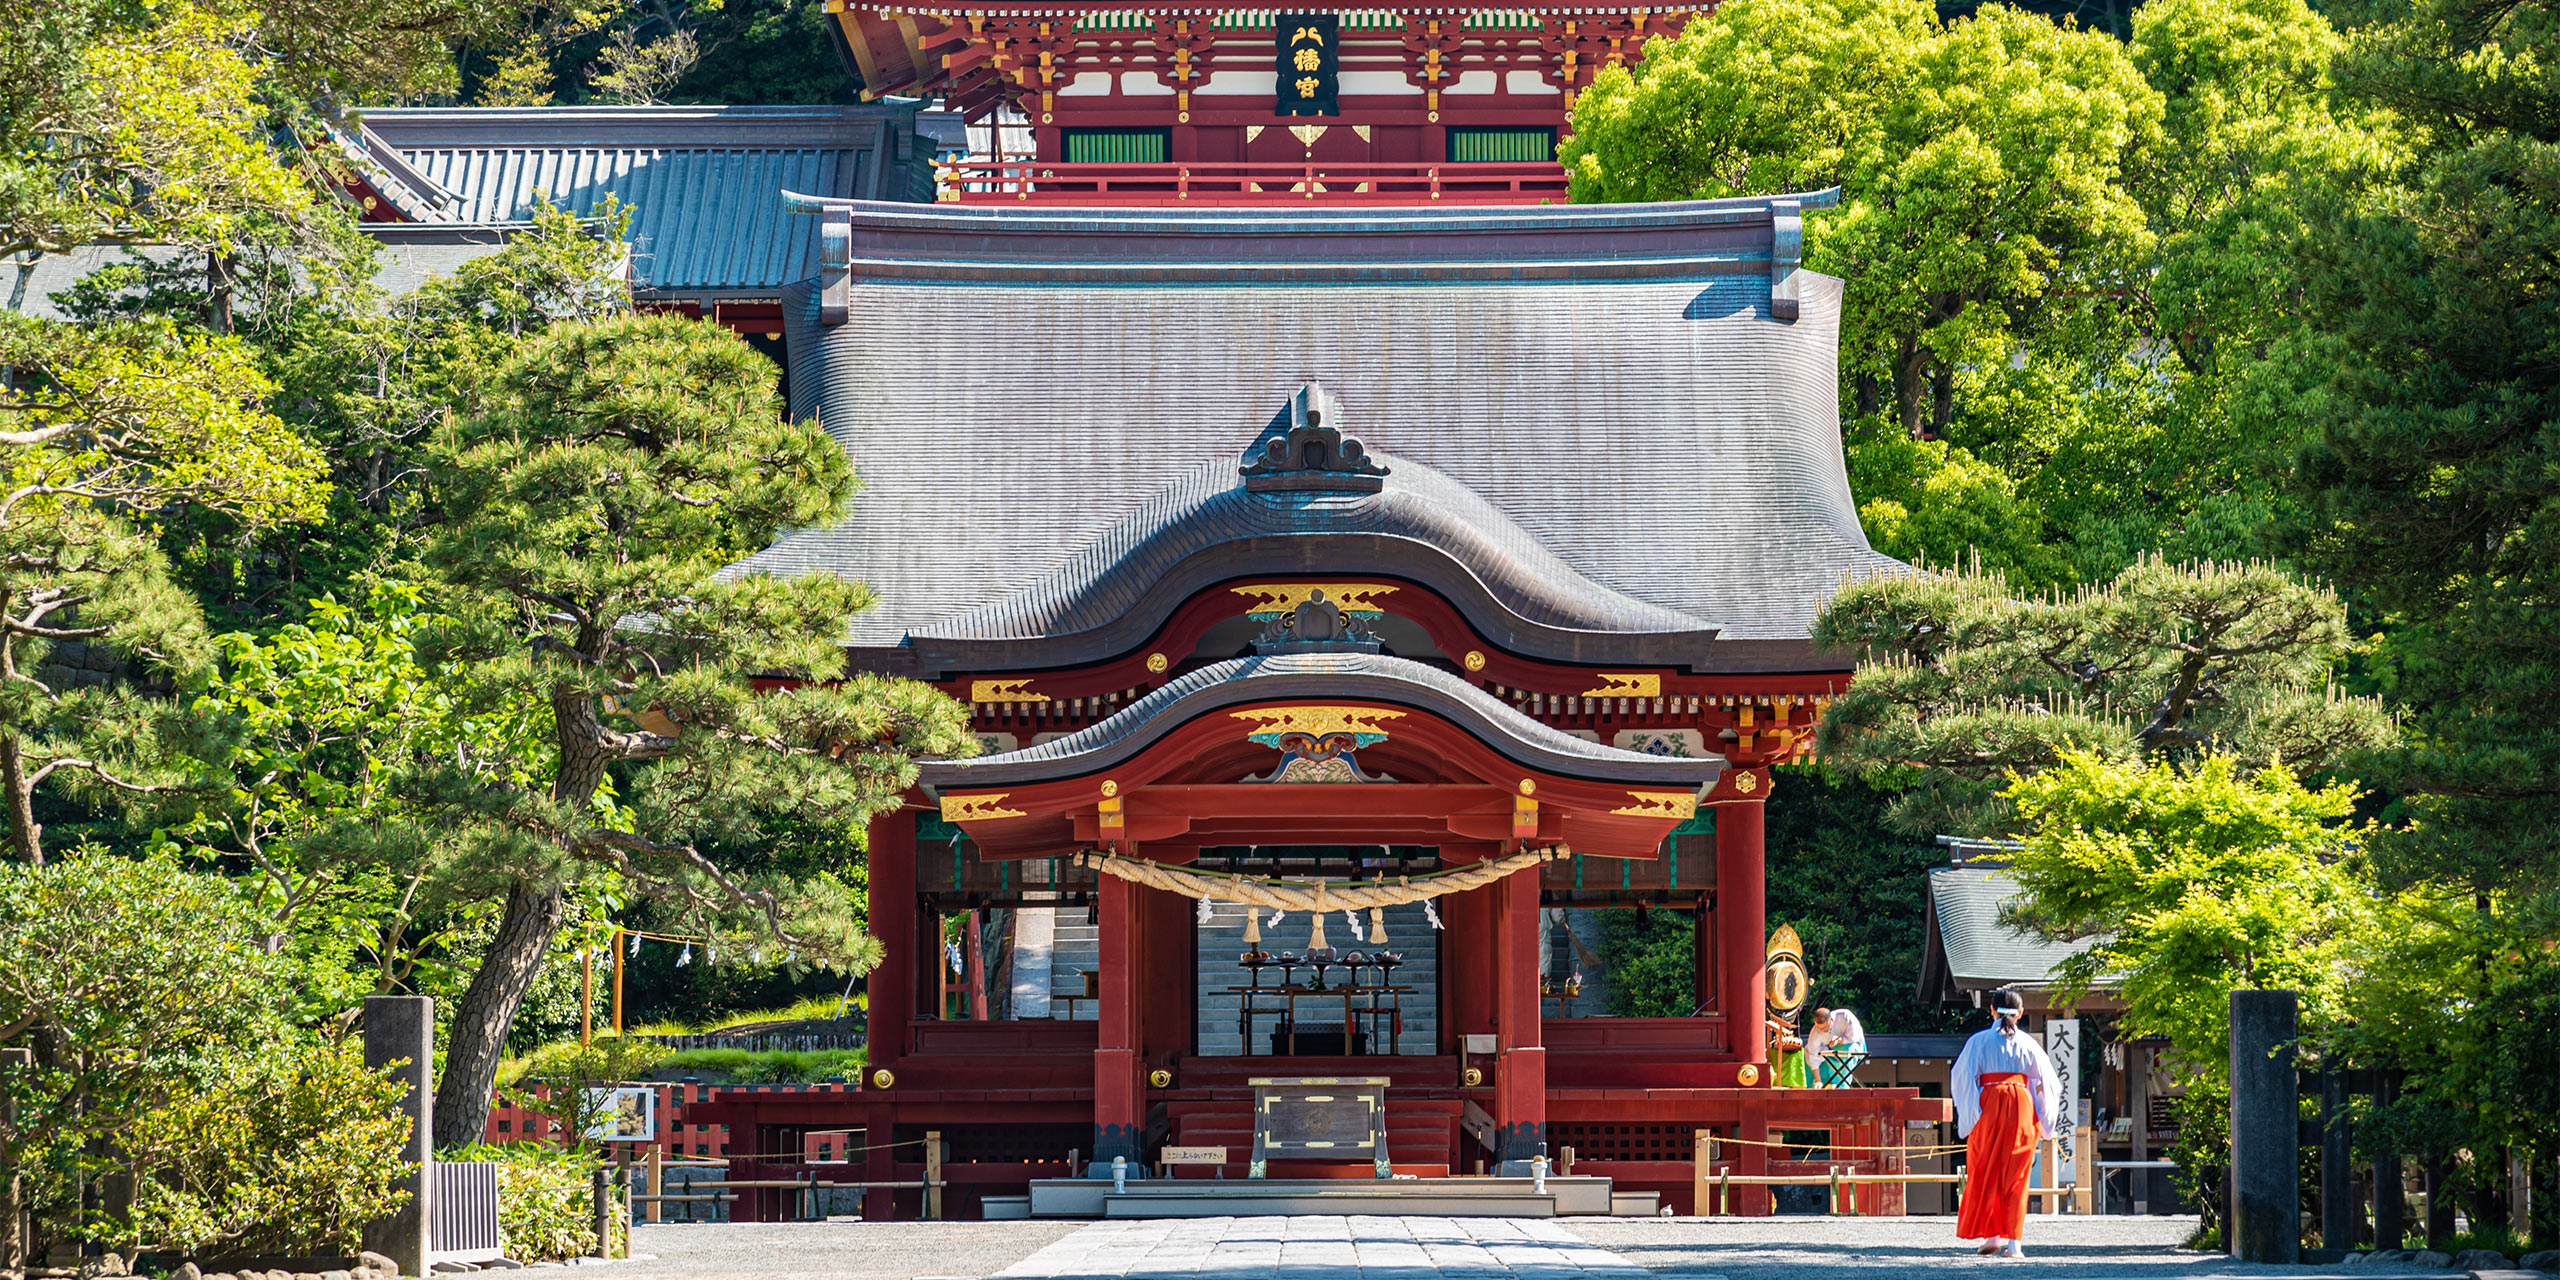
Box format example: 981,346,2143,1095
2271,0,2560,1206
0,850,408,1254
412,312,973,1145
0,316,328,862
1811,557,2392,832
2002,751,2371,1239
1567,0,2161,445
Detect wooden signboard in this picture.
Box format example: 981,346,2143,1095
1248,1076,1391,1179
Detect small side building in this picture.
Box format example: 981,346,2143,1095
1918,859,2188,1214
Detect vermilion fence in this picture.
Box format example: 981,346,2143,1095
938,160,1570,206
486,1081,854,1160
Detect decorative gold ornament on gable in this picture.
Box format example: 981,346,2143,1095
1231,582,1399,618
1581,673,1661,698
940,793,1027,822
1610,790,1700,820
1734,770,1761,795
970,678,1048,703
1230,705,1406,747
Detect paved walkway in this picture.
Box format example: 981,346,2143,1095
993,1216,1663,1278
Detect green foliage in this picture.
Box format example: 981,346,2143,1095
653,1046,866,1082
1764,767,1966,1033
0,311,330,861
441,1141,618,1261
1812,557,2392,832
122,1041,412,1257
2004,752,2368,1067
1596,909,1697,1017
1566,0,2392,587
0,851,408,1255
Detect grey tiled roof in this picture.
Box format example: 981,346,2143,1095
354,106,931,295
1925,866,2108,989
736,196,1904,662
917,652,1726,790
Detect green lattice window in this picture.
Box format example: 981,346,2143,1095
1064,129,1170,164
1448,127,1558,163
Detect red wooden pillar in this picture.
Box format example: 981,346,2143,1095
1718,798,1772,1213
1445,886,1494,1049
866,807,915,1074
1738,1090,1773,1216
1491,865,1545,1173
1716,799,1767,1068
862,1102,896,1221
1092,875,1142,1170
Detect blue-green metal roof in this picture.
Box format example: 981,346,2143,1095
356,105,935,297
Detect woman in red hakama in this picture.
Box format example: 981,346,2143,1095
1952,989,2060,1259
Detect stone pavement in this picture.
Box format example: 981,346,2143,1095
992,1216,1667,1279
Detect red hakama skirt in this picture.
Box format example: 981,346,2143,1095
1957,1072,2038,1241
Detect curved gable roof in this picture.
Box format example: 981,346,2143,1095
894,445,1723,672
918,652,1725,791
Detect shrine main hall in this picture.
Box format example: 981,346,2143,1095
676,189,1951,1218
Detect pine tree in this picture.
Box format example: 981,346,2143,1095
414,313,972,1144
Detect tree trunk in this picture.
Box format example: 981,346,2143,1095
1854,372,1880,420
1893,335,1930,440
0,734,41,864
1930,366,1955,438
432,879,567,1149
2424,1153,2456,1251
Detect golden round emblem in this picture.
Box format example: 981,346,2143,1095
1735,771,1760,795
870,1068,895,1090
1148,1068,1173,1088
1101,779,1120,798
1463,650,1487,672
1461,1067,1484,1087
1518,778,1537,796
1736,1064,1760,1087
1146,652,1169,674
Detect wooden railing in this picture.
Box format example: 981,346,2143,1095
938,160,1570,206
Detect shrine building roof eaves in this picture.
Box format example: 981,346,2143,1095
735,192,1904,659
352,105,933,296
916,652,1726,791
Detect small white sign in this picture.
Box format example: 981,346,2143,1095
1462,1034,1497,1056
585,1086,658,1142
1161,1146,1228,1165
2046,1019,2080,1179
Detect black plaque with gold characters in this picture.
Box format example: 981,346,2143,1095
1275,14,1339,116
1248,1076,1390,1178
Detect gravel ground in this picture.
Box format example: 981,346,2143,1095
597,1216,2504,1279
1567,1216,2473,1280
618,1220,1085,1279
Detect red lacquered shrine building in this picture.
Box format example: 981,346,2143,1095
688,188,1951,1217
836,0,1692,202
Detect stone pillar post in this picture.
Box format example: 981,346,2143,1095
364,995,435,1277
2229,990,2300,1263
1491,865,1546,1175
2321,1071,2356,1252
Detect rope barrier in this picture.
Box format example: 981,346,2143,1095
1709,1134,1970,1156
1075,845,1565,950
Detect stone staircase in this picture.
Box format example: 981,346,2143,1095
1047,909,1101,1018
1195,900,1439,1056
